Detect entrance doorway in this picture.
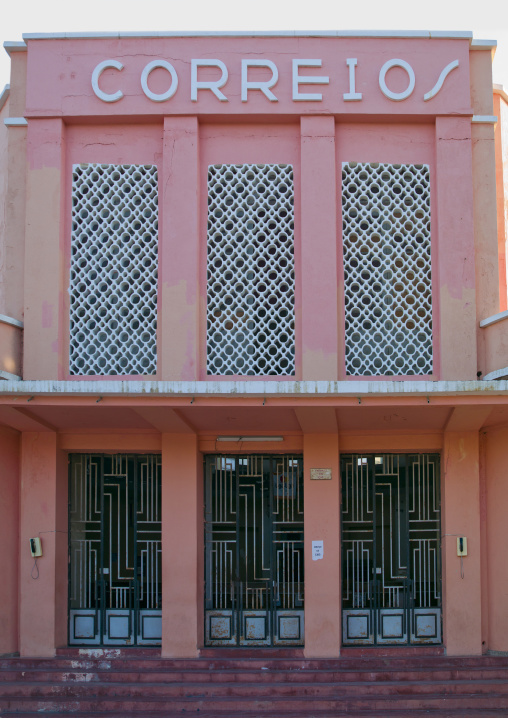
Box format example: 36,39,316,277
341,454,441,645
204,455,304,646
68,454,162,645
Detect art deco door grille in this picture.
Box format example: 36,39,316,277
205,455,304,646
341,454,441,645
69,454,161,645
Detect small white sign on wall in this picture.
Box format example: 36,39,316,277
312,540,324,561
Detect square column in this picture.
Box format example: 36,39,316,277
435,117,477,379
0,427,20,655
160,117,200,380
24,119,65,380
303,432,341,657
161,433,202,657
19,432,67,656
300,116,338,380
442,431,482,655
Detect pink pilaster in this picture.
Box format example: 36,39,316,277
300,116,338,380
161,433,202,656
303,432,341,657
161,117,200,380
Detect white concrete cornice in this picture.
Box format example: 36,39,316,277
470,39,497,49
494,84,508,104
0,314,23,329
3,41,27,55
21,30,474,41
472,115,498,124
479,309,508,328
0,85,9,113
1,379,508,398
3,117,27,127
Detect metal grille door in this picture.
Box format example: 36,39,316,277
341,454,441,645
69,454,161,645
205,455,304,646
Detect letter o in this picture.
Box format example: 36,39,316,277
379,59,415,102
141,60,178,102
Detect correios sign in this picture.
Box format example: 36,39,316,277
92,57,460,105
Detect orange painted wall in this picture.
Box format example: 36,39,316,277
0,426,20,655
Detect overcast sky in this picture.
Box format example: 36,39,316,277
1,0,507,89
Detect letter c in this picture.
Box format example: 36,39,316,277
92,60,124,103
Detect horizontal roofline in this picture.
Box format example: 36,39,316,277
1,379,508,398
20,30,476,41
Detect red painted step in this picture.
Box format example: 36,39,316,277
1,651,508,716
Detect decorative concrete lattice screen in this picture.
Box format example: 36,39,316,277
206,164,295,375
342,162,433,376
70,164,158,375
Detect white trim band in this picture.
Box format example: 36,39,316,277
4,117,27,127
479,309,508,328
472,115,498,124
0,314,23,329
21,30,474,40
0,84,9,113
0,371,22,382
483,368,508,382
3,41,27,55
1,379,508,397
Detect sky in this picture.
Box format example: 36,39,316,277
1,0,507,89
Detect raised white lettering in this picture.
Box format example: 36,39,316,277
141,60,178,102
92,60,124,103
379,59,415,102
241,60,278,102
343,58,362,101
292,59,329,101
191,60,228,102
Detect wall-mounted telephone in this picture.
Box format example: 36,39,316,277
457,536,467,556
29,537,42,558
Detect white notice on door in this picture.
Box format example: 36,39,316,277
312,540,324,560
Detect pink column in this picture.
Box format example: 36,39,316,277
435,117,477,380
300,116,338,380
442,431,482,655
303,433,341,657
485,429,508,652
160,117,200,380
24,118,65,380
0,426,20,655
19,432,68,656
161,433,202,657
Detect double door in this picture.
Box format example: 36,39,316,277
205,455,304,646
69,454,162,645
341,454,442,645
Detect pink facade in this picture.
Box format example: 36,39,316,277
0,31,507,658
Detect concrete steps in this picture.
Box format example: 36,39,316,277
1,650,507,716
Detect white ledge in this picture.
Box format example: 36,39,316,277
470,39,497,49
494,84,508,104
21,30,474,41
3,41,27,55
0,371,22,382
0,314,23,329
483,368,508,381
479,309,508,328
472,115,498,124
4,117,27,127
1,379,508,398
0,85,9,113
